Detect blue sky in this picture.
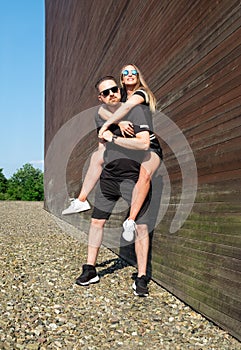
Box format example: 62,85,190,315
0,1,45,178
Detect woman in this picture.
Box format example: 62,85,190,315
62,64,162,241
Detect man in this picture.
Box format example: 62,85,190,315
76,76,152,296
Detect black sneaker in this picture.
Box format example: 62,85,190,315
132,275,149,297
75,264,100,286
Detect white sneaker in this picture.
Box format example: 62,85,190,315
62,198,91,215
122,219,136,242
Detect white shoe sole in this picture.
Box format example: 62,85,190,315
122,220,136,241
122,231,134,242
77,275,100,286
62,207,90,215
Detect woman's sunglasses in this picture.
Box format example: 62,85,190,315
99,85,118,97
122,69,138,76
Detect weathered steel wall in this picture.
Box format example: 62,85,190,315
45,0,241,340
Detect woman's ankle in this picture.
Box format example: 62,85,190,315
78,196,86,202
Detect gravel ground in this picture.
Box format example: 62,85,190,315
0,201,240,350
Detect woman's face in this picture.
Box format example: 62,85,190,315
121,65,139,87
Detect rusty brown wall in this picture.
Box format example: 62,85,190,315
45,0,241,340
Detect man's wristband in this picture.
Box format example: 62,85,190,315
111,135,118,143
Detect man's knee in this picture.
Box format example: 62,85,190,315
136,224,149,238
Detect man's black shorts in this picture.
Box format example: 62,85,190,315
92,178,151,224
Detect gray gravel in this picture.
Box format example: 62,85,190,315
0,201,240,350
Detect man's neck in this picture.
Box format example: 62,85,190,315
106,102,122,113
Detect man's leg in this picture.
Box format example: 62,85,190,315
86,177,117,265
76,218,105,286
132,223,150,296
87,218,106,266
135,224,149,277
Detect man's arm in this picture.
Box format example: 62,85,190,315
102,130,150,151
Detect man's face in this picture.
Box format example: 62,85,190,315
98,79,121,106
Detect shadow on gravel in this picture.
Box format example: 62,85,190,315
96,258,131,277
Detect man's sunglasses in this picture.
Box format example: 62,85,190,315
122,69,138,76
99,85,118,97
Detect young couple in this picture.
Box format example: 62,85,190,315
62,64,162,242
63,64,162,296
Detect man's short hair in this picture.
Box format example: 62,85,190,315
95,75,117,92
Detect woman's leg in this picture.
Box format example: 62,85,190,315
129,152,160,221
78,148,104,201
62,147,105,215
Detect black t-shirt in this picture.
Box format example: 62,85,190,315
95,105,150,180
120,88,149,105
121,87,155,129
126,89,162,160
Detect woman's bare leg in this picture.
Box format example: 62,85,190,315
78,147,104,201
129,152,160,221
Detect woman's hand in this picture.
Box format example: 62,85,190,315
118,121,134,137
98,120,134,138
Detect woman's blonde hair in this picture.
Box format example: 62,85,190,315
120,63,157,113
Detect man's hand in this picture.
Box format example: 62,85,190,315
101,130,114,142
98,123,110,137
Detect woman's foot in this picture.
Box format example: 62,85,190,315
62,198,90,215
122,218,136,241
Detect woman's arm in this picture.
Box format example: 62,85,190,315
98,94,145,136
101,130,150,151
98,106,113,121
